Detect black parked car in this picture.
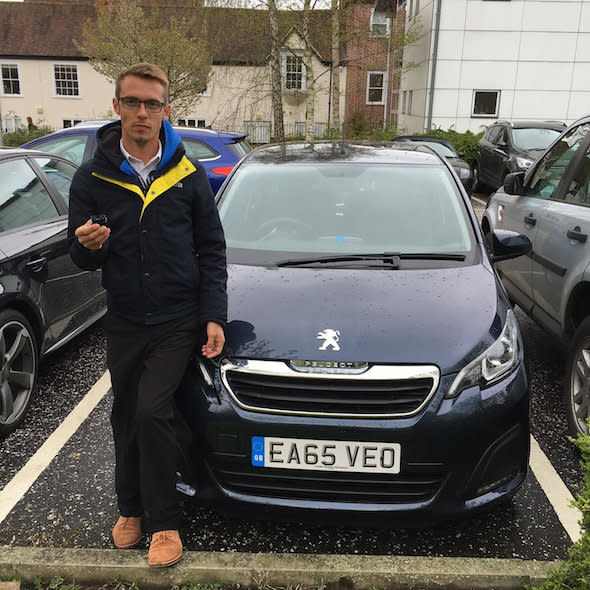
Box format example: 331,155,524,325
472,120,565,193
175,141,532,526
391,135,473,193
0,148,106,435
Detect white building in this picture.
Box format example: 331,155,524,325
397,0,590,134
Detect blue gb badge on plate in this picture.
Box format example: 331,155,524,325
252,436,265,466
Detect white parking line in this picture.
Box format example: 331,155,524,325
0,371,111,525
530,434,582,542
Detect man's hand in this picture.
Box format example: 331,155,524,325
75,220,110,250
201,321,225,358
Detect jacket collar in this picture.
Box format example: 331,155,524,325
96,120,183,179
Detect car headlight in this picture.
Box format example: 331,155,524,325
457,167,471,179
446,309,522,398
515,156,534,169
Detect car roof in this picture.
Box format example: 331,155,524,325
240,141,444,166
392,135,456,149
29,122,247,142
0,146,68,159
495,120,566,130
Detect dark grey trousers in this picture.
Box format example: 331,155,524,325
104,311,199,533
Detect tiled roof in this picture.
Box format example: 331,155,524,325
0,1,336,64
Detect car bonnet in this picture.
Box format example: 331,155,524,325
224,262,505,375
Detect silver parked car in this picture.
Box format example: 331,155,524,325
481,115,590,437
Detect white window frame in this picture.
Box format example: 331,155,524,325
53,63,81,98
370,8,390,38
366,71,386,105
1,63,22,96
472,89,500,118
283,53,306,92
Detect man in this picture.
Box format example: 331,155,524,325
68,63,227,568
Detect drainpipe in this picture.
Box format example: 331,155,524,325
426,0,442,132
383,16,392,129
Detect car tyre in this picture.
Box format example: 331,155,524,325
564,317,590,437
0,310,38,437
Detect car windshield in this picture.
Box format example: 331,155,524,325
512,128,561,150
218,162,474,264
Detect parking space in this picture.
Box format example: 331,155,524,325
0,281,582,562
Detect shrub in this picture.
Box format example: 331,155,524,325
529,431,590,590
427,127,484,166
2,125,54,147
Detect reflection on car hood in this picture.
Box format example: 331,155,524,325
224,263,504,374
448,157,470,171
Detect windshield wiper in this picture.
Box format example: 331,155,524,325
277,252,466,268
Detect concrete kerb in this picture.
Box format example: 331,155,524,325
0,547,561,590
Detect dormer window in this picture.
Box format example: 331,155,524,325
284,54,306,91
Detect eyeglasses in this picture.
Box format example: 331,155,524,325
117,96,166,113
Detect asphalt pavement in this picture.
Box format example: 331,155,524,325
0,194,582,589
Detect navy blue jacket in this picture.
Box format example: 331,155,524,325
68,120,228,326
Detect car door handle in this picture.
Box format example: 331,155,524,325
523,215,537,227
25,257,47,272
567,227,588,243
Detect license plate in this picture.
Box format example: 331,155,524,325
251,436,401,474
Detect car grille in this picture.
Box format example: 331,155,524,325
221,360,440,418
212,459,447,504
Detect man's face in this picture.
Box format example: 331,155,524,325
113,75,171,149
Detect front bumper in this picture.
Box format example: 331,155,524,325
175,360,529,527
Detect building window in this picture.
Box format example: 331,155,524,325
2,115,23,133
284,55,305,91
370,9,389,37
367,72,386,105
2,64,21,96
408,90,413,114
472,90,500,117
54,64,80,97
178,118,206,127
62,119,83,128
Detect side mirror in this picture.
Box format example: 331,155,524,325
489,229,532,262
457,151,464,158
503,172,525,195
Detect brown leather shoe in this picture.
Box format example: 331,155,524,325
148,530,183,567
112,516,142,549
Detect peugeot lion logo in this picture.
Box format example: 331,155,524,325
317,329,341,351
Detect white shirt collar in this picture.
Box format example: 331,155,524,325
120,140,162,184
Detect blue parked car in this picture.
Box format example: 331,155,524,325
21,122,251,194
174,141,533,526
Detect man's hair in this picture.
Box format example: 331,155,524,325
115,63,169,103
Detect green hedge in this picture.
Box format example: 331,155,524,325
1,126,54,147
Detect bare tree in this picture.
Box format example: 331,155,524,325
302,0,315,141
268,0,285,141
75,0,211,118
330,0,341,134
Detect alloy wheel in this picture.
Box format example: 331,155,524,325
0,318,36,430
570,344,590,435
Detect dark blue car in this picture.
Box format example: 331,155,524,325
175,141,532,526
21,122,251,194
